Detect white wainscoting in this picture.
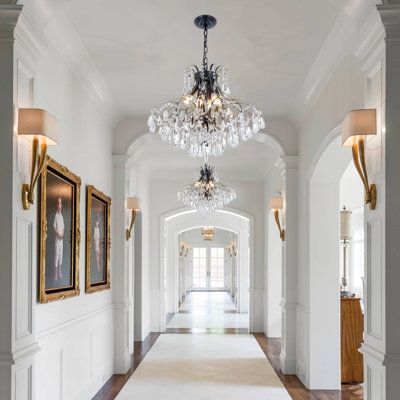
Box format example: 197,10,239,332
35,306,113,400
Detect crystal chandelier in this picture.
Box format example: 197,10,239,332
202,227,215,241
148,15,265,159
177,164,236,212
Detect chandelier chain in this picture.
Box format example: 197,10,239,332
203,27,208,70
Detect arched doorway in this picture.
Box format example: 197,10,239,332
160,208,253,332
307,127,365,389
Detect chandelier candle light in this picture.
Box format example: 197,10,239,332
148,15,265,159
177,164,236,212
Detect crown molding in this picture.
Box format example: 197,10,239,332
353,8,385,62
0,4,22,41
12,8,118,128
275,155,298,177
14,11,50,64
112,154,129,169
377,4,400,40
292,12,358,125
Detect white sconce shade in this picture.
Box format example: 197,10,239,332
127,196,141,210
18,108,59,145
269,196,283,210
342,109,377,146
340,208,352,241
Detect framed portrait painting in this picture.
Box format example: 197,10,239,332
85,185,111,293
39,157,81,303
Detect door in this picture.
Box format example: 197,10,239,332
192,247,225,290
192,247,208,289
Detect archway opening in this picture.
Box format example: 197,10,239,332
161,208,252,333
164,226,250,333
308,132,364,391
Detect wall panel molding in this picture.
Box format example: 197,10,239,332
36,305,113,340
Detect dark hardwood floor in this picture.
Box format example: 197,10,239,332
91,332,160,400
254,334,363,400
92,332,363,400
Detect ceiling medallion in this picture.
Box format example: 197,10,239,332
177,164,236,212
148,15,265,160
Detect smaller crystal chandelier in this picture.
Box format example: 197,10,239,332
202,227,215,241
148,15,265,159
177,164,236,212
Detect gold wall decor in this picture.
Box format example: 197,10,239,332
85,185,111,293
39,157,81,303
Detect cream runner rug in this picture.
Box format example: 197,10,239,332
117,334,292,400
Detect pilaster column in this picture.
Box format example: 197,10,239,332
353,4,400,399
367,5,400,400
0,5,27,400
112,155,133,373
276,156,298,373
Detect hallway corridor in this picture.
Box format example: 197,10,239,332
166,291,249,333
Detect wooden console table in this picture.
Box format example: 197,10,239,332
341,297,364,383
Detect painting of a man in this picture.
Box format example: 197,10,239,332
39,157,80,303
85,185,111,293
90,198,106,284
44,167,74,291
93,219,101,272
53,197,65,281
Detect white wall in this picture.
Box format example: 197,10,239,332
296,54,365,386
264,168,283,338
339,163,364,298
266,213,282,337
13,13,114,400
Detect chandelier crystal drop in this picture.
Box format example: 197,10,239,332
147,15,265,159
177,164,236,212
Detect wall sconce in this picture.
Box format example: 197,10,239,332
227,240,237,257
18,108,59,210
269,196,285,241
126,196,141,240
179,241,189,257
342,108,377,210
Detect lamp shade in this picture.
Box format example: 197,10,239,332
269,196,283,210
340,208,352,241
18,108,59,145
127,196,141,210
342,108,377,147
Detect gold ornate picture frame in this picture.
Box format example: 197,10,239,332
39,157,81,303
85,185,111,293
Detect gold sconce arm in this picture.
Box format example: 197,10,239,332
274,209,285,241
352,138,377,210
185,248,189,257
22,138,48,210
227,243,237,257
126,209,137,241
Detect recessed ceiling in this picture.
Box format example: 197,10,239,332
63,0,342,122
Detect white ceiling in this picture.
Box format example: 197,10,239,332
62,0,344,121
20,0,373,176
